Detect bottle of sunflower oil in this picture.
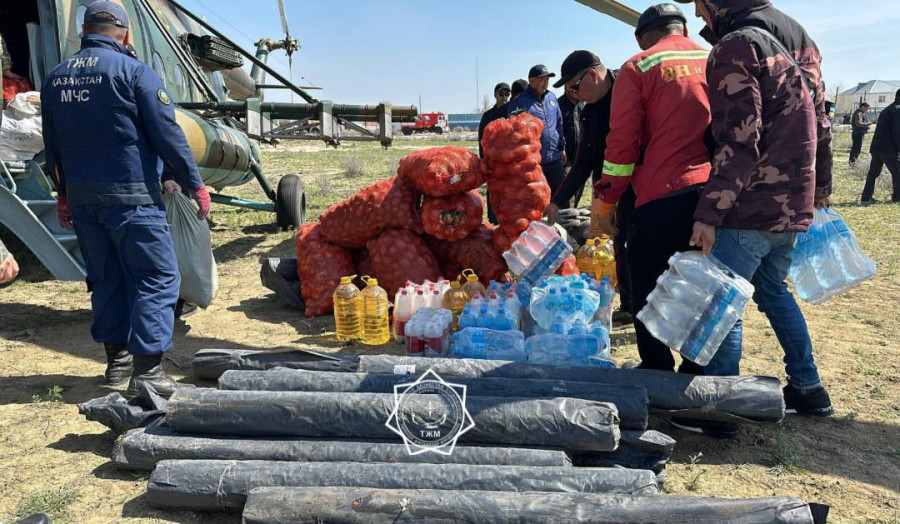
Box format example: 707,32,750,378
576,238,596,274
333,275,362,342
441,280,470,332
360,276,391,345
461,269,486,301
592,236,617,287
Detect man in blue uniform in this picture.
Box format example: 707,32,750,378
42,1,211,398
508,65,567,195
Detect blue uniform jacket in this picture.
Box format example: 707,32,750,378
507,87,565,164
42,35,203,206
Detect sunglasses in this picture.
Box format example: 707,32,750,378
570,69,592,92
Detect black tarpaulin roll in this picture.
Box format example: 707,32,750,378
146,460,659,512
166,389,620,452
218,368,649,430
359,355,785,424
112,426,572,471
571,430,677,481
242,486,814,523
192,348,359,380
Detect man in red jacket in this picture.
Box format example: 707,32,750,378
591,3,711,374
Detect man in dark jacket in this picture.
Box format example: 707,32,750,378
545,50,633,325
861,89,900,203
680,0,835,429
478,82,511,159
558,90,583,173
42,2,210,398
850,102,872,165
508,65,567,194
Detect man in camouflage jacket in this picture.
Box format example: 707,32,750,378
676,0,834,430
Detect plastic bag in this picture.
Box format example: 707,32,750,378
0,91,43,161
421,190,484,241
398,146,487,196
788,207,876,304
318,177,422,249
295,223,356,317
164,191,218,308
431,225,508,284
482,114,552,236
367,228,441,300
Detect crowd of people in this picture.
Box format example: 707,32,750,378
478,0,871,437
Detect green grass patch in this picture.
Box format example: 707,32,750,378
13,487,78,521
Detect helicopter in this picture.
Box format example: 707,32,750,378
0,0,637,282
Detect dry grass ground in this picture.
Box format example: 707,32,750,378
0,133,897,522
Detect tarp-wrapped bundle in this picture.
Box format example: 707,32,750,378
360,356,785,424
192,348,359,381
217,368,648,430
166,388,620,451
77,384,169,435
242,486,815,523
147,460,659,511
112,426,572,471
572,430,677,481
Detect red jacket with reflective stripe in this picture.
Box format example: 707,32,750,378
597,34,712,208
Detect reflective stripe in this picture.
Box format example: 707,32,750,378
603,161,634,177
636,50,709,73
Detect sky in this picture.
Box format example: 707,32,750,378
177,0,899,113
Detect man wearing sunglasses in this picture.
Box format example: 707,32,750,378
592,3,712,376
507,65,567,196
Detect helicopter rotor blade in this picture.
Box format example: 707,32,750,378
278,0,291,38
574,0,640,27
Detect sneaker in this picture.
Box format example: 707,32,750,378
612,309,634,327
670,417,739,439
783,384,833,417
175,299,198,319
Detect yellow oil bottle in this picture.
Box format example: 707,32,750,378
592,235,617,287
461,269,486,301
333,275,362,342
360,276,391,345
576,238,596,274
442,280,470,331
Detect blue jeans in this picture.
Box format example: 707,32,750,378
72,204,180,356
704,229,822,389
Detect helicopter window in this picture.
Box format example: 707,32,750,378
173,64,187,99
151,52,166,84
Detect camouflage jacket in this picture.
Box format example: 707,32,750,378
694,0,833,233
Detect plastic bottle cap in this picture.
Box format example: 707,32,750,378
467,274,479,283
450,281,461,289
362,275,378,286
586,239,595,246
340,275,356,285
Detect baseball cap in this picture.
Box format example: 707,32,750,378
494,82,511,94
528,64,556,79
511,79,528,97
554,50,604,88
84,1,130,28
636,3,687,36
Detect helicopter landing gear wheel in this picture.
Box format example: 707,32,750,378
275,174,306,231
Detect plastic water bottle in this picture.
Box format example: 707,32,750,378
637,252,753,365
405,318,425,356
392,288,412,344
458,305,477,330
452,328,526,362
503,221,573,285
333,276,362,342
423,319,446,358
525,333,613,368
412,289,428,316
360,276,391,345
475,304,495,328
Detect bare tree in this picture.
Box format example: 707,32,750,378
830,82,845,102
481,94,492,112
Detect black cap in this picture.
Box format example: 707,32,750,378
528,64,556,79
636,3,686,36
84,1,130,28
511,79,528,97
553,50,604,88
494,82,511,94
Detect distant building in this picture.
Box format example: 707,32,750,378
448,113,482,131
837,80,900,118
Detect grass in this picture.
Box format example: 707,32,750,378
13,487,78,521
767,432,805,476
31,384,65,404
